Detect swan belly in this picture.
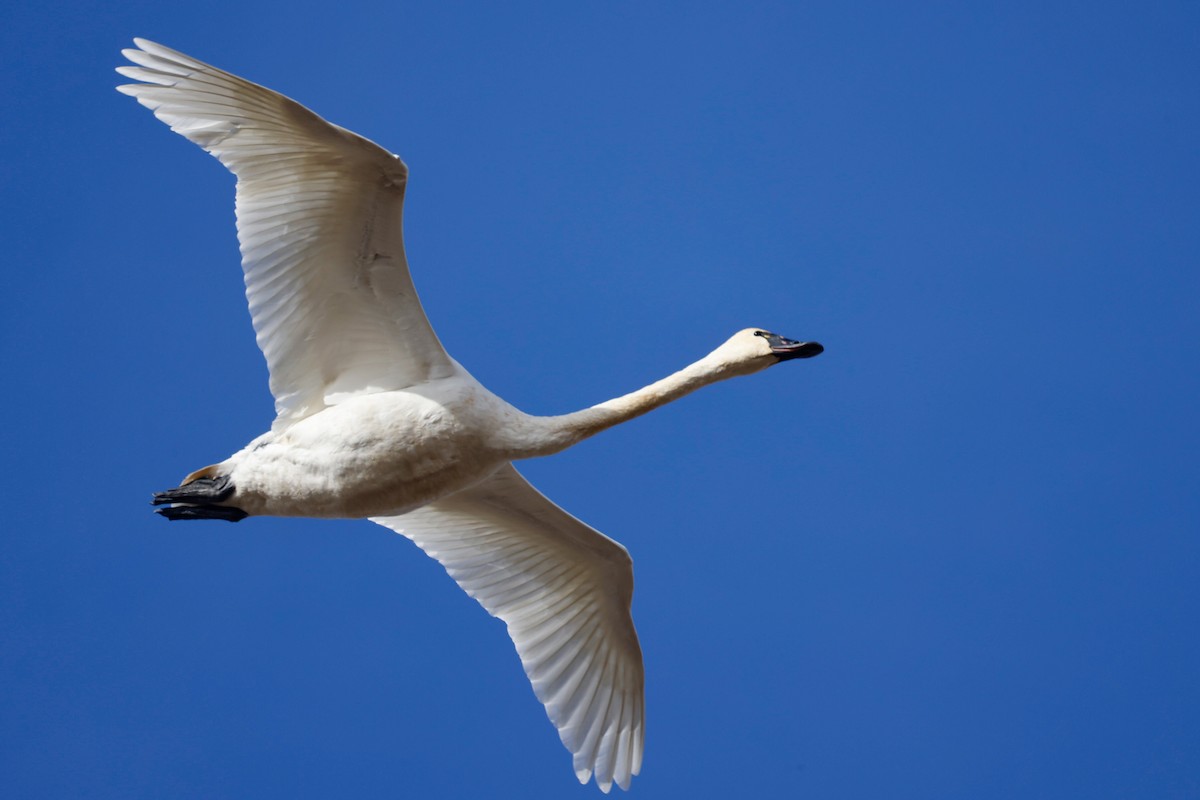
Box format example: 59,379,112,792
224,390,504,519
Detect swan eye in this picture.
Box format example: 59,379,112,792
753,330,769,337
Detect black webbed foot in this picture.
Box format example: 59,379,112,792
152,475,235,506
155,504,248,522
152,475,247,522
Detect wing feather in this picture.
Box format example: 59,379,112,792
372,464,644,792
117,39,453,424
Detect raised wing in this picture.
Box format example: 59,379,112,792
117,39,454,425
372,464,644,792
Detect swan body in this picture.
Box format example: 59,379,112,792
117,38,823,793
222,364,519,518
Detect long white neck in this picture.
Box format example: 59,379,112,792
520,351,745,457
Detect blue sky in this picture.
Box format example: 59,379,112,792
2,1,1198,797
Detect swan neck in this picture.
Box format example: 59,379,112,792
534,354,729,454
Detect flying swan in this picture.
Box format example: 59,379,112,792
117,38,823,793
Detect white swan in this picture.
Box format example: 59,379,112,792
117,38,823,793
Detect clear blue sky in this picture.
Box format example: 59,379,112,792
2,2,1197,797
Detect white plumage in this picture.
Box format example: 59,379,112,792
117,38,821,792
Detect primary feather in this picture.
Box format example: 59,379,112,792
119,38,451,425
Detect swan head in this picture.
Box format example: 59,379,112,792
708,328,824,376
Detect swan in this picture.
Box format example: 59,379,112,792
116,38,823,793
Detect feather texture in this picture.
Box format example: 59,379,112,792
117,39,452,425
372,465,644,792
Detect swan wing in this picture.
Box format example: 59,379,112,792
371,464,644,792
116,39,453,425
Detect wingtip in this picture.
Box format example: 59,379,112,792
126,38,185,65
576,765,617,793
